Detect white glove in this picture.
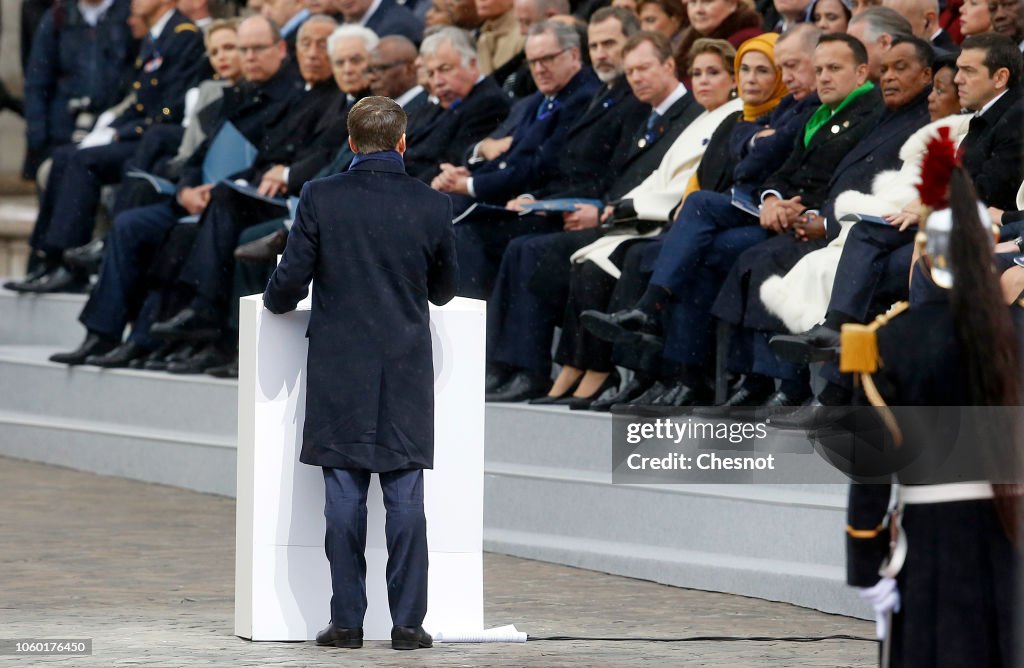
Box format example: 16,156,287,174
78,126,116,149
857,576,900,639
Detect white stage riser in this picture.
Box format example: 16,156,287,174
0,288,869,621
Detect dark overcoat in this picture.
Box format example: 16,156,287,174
263,155,458,471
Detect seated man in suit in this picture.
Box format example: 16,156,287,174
405,26,511,182
768,32,1024,424
7,0,207,294
339,0,424,43
47,14,304,367
432,19,602,297
584,33,885,408
487,18,708,401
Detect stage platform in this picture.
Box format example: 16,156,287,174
0,285,866,619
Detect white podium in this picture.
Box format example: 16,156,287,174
234,295,485,641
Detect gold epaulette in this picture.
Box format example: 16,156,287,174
175,22,198,33
839,301,910,447
846,523,885,539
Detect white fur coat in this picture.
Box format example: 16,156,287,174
758,113,973,333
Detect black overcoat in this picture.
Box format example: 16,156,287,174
263,155,458,471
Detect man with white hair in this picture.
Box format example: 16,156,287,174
847,6,913,80
405,26,510,180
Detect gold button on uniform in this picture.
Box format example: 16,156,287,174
150,78,158,86
162,107,170,116
133,81,141,90
136,103,144,111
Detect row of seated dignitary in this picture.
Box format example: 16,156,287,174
47,20,511,373
559,26,916,409
486,24,815,403
485,19,750,401
578,30,1024,413
754,31,1024,426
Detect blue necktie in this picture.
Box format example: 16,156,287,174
642,111,660,146
536,96,558,120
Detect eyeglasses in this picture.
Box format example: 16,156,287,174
527,48,570,70
367,61,408,75
208,44,238,57
238,42,277,56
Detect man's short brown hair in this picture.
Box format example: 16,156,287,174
347,96,407,153
622,30,673,62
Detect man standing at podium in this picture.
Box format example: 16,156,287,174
263,96,459,651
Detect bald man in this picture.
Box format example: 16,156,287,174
882,0,956,50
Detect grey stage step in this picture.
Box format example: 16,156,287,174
0,288,868,620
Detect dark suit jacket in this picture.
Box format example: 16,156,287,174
111,10,208,140
760,86,885,212
931,29,956,54
731,93,819,193
263,155,458,471
470,67,602,203
178,67,304,189
243,79,342,182
606,90,704,201
958,90,1024,212
404,77,510,182
286,91,372,189
364,0,424,44
821,88,931,240
539,76,649,200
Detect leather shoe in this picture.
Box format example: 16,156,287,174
205,359,238,378
151,308,222,342
616,381,711,415
580,308,654,344
754,389,810,421
769,324,841,364
568,371,620,411
692,386,773,417
485,366,512,393
391,625,432,650
63,238,105,274
486,370,549,402
590,376,652,412
529,374,582,405
4,263,50,290
86,342,150,368
129,340,177,369
315,624,363,649
144,342,195,371
166,344,231,374
767,398,853,431
6,266,89,294
234,228,287,264
49,333,118,366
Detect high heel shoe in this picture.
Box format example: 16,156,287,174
529,374,583,405
568,371,621,411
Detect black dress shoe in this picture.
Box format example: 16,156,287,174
580,308,654,344
769,324,841,364
3,263,51,291
485,366,511,393
568,372,620,411
49,333,118,366
767,398,853,431
234,228,287,264
692,386,773,416
315,624,363,649
151,308,222,342
590,376,652,412
485,370,549,402
205,359,238,378
166,344,231,374
618,380,674,408
63,238,105,274
144,342,195,371
86,342,150,368
129,340,178,369
619,381,712,416
391,625,432,650
754,389,810,420
7,266,89,294
529,375,582,405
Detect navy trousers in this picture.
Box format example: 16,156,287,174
178,182,287,310
79,201,180,348
827,221,915,322
31,140,138,254
322,467,428,629
454,212,558,299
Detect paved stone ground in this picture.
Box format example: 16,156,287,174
0,456,876,667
